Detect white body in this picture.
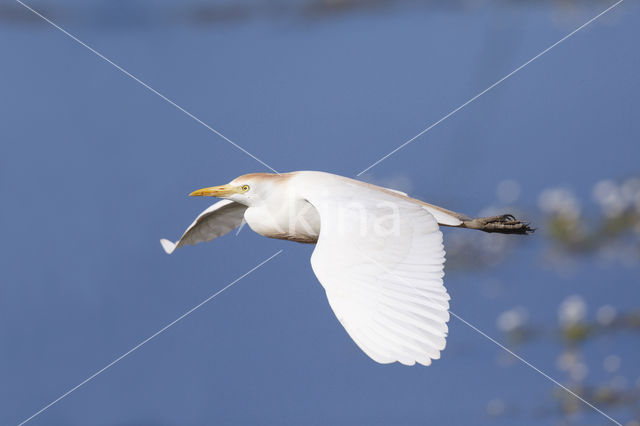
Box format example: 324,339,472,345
162,171,464,366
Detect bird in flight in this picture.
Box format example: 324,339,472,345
161,171,532,366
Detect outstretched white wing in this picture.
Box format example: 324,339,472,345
299,172,450,366
160,200,247,254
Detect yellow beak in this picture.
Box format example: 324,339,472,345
189,184,239,197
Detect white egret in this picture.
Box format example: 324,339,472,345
161,171,532,366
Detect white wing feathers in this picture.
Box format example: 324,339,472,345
300,173,450,366
418,205,464,227
160,200,247,254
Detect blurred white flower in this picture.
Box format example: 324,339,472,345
558,295,587,325
569,362,588,382
486,398,505,416
596,305,617,326
593,179,617,201
538,187,581,219
593,179,628,218
496,307,528,332
496,179,521,204
556,351,578,372
610,375,628,390
603,354,621,373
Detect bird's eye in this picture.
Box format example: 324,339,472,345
241,185,250,192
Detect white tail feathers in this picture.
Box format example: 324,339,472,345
160,239,177,254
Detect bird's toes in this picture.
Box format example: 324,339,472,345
495,214,519,223
472,214,535,234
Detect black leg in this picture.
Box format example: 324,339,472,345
463,214,535,235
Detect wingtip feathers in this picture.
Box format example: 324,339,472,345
160,239,176,254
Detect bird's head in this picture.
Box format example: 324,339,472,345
189,173,284,206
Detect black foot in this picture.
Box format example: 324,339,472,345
464,214,535,235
